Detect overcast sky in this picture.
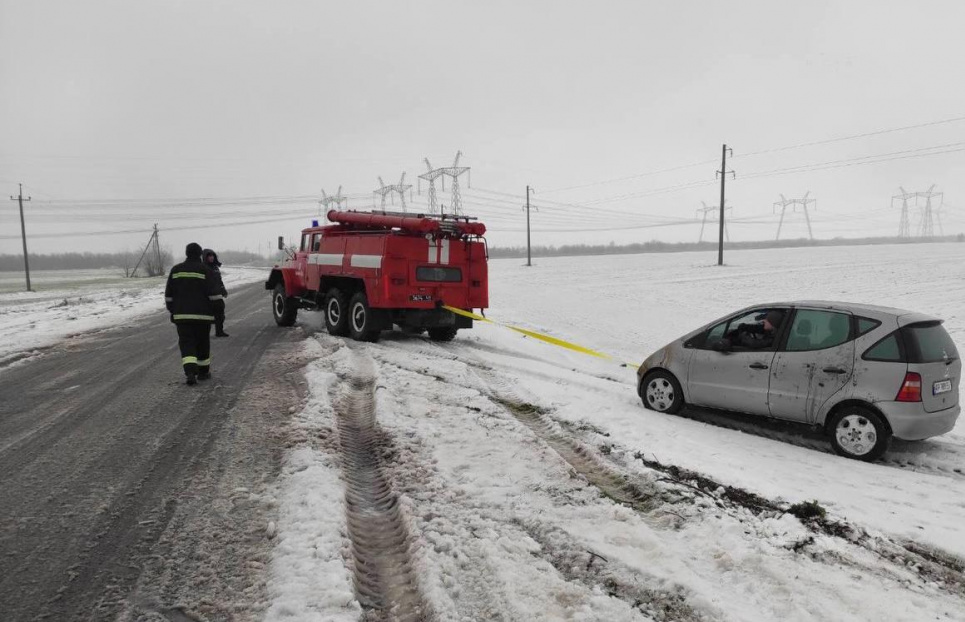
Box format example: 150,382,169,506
2,0,965,257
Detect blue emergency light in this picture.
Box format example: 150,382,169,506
312,219,319,227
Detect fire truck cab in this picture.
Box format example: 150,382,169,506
265,209,489,342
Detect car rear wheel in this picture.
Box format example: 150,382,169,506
348,291,380,342
272,284,298,327
828,407,891,462
642,370,683,414
324,288,349,336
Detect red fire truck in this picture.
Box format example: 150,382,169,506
265,209,489,342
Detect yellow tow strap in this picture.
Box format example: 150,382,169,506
442,305,639,368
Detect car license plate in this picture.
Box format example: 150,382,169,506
933,379,952,395
409,294,432,302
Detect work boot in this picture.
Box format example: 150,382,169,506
215,331,229,337
197,369,211,381
186,373,197,386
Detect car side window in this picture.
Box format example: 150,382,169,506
863,332,903,362
301,233,311,251
785,310,851,352
856,317,881,336
695,310,768,350
701,321,728,348
312,233,322,252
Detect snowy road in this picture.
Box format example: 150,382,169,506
0,282,306,621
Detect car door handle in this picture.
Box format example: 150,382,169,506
822,366,847,374
749,363,769,370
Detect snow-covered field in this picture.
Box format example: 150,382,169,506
0,266,268,365
269,242,965,621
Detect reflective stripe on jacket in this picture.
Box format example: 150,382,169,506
164,259,218,323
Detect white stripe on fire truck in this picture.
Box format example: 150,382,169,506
440,239,450,265
308,253,344,266
350,254,383,269
427,239,437,264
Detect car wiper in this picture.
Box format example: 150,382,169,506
946,357,958,366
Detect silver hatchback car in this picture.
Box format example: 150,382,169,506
636,301,961,461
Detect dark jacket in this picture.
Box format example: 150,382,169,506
722,323,775,350
202,249,228,298
164,258,220,323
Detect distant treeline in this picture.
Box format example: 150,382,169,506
488,234,965,259
0,250,274,272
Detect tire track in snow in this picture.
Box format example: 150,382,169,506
384,334,965,483
333,363,434,622
459,348,965,601
372,336,965,600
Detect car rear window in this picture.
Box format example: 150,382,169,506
901,321,959,363
416,266,462,282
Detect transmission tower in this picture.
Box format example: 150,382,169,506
892,187,913,238
418,158,445,215
891,185,944,238
773,191,816,240
373,173,413,212
320,186,347,219
697,201,731,243
438,151,471,216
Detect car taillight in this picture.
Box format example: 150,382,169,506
896,372,922,402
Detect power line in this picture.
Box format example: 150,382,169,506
736,114,965,159
740,141,965,181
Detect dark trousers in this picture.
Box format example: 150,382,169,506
176,322,211,377
212,299,226,334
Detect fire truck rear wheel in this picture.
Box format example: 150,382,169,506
348,292,381,342
428,326,458,342
272,284,298,327
324,288,349,336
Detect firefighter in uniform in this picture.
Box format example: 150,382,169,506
165,242,222,385
202,248,229,337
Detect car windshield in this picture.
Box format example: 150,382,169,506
902,321,959,363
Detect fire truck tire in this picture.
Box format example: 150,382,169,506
272,284,298,327
324,288,350,336
348,292,381,342
428,326,459,342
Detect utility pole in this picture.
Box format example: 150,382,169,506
716,145,734,266
9,183,32,291
525,185,533,267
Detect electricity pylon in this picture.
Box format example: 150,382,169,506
418,158,444,215
891,185,944,237
320,186,347,219
439,151,471,216
773,191,816,240
697,201,731,243
892,187,912,238
374,173,413,212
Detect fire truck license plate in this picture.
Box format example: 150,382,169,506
410,295,432,302
933,379,952,395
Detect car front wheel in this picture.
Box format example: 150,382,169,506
642,370,684,414
828,407,891,462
